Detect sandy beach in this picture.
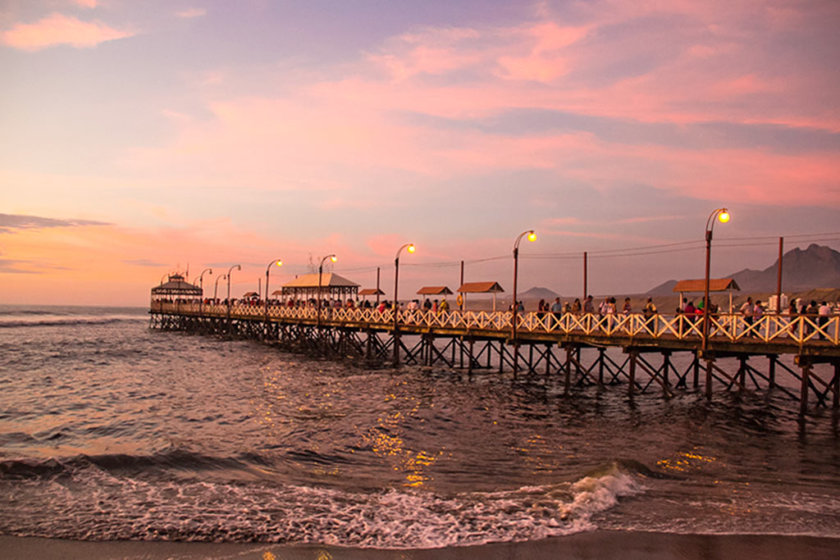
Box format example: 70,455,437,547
2,532,839,560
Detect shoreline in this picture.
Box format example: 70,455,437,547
2,531,838,560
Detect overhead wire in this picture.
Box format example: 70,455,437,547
332,231,839,272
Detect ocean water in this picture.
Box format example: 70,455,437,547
1,305,838,548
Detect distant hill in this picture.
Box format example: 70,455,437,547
730,244,840,292
520,286,559,301
647,243,840,295
646,279,679,296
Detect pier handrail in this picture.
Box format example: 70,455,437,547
151,301,840,347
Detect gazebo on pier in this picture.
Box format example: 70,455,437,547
151,273,202,302
280,272,360,302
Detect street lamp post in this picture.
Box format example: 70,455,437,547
317,254,337,328
196,268,212,315
512,230,537,374
226,264,241,323
264,259,283,339
393,242,416,366
703,208,730,353
214,274,226,302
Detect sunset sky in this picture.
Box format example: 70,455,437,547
1,0,838,306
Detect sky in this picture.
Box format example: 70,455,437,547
1,0,838,306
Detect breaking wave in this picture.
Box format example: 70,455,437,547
0,314,146,328
0,455,642,547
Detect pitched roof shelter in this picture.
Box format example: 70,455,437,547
457,281,505,311
417,286,453,295
672,279,741,293
359,288,385,296
673,278,740,313
281,272,360,300
151,274,202,300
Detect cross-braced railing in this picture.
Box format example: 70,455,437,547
151,302,839,347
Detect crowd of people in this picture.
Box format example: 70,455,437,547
162,294,839,321
155,291,838,341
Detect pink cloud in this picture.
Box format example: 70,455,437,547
495,22,590,83
175,8,207,19
117,0,838,221
1,13,133,51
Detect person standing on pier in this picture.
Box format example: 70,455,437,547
439,298,449,314
643,298,657,318
754,300,764,322
685,301,697,323
818,301,831,340
643,298,657,330
740,297,755,326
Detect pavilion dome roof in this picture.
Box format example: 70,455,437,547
151,274,202,296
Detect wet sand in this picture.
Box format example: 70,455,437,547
2,531,838,560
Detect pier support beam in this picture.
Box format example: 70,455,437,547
800,361,811,416
564,346,572,395
705,357,714,400
628,350,637,398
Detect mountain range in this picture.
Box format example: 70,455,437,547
647,243,840,295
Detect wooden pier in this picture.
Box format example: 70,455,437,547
150,302,840,415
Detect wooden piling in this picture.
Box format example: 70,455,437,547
705,358,714,400
800,361,811,416
564,346,572,395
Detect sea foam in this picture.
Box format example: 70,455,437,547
0,457,643,548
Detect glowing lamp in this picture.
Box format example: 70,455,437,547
527,231,537,242
407,244,416,254
718,210,730,223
